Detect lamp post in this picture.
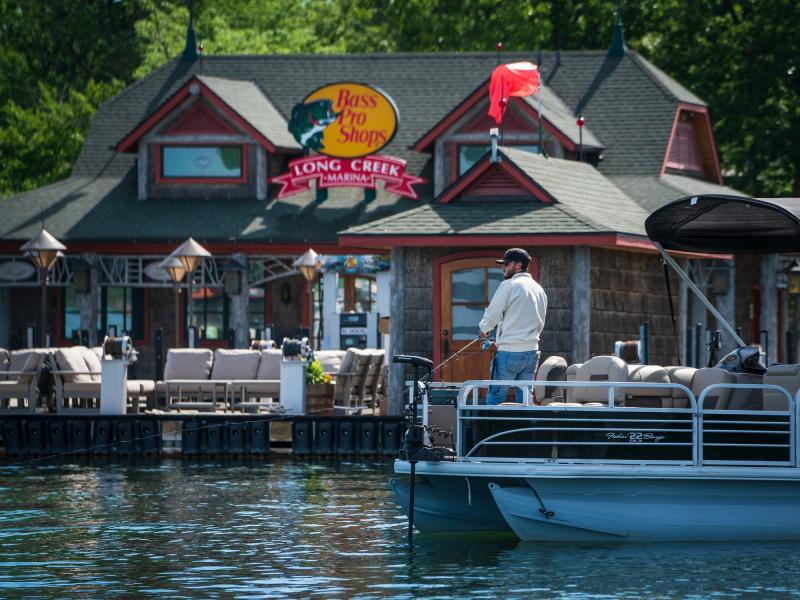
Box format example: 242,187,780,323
170,237,211,346
159,256,187,347
294,249,321,345
21,229,65,347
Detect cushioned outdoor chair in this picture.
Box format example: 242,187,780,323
0,348,47,413
228,349,282,412
156,348,228,412
51,346,155,414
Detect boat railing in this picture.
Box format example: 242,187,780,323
449,380,796,468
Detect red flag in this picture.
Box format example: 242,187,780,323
488,62,540,125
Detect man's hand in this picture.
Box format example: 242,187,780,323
478,330,489,339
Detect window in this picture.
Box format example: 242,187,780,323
161,145,244,179
450,266,503,340
103,287,144,339
62,287,145,341
337,275,377,313
458,144,538,176
189,287,228,340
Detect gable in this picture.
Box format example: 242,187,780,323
464,166,530,198
461,100,531,134
163,101,237,136
662,105,722,184
438,153,553,204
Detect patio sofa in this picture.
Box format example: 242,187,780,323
0,348,50,413
50,346,155,414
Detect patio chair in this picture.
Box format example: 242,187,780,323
228,348,282,412
52,346,155,414
157,349,227,412
0,349,46,413
333,348,373,414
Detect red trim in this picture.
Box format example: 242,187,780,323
155,143,248,185
115,77,279,154
437,152,553,204
660,104,723,184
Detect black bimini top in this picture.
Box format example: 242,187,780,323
645,195,800,254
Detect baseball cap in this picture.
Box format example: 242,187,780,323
495,248,531,265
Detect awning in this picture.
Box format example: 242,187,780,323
645,195,800,254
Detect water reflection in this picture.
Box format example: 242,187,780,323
0,457,799,598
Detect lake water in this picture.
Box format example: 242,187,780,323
1,457,799,598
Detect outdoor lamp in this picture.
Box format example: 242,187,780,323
169,238,211,348
172,237,211,274
224,257,247,296
159,255,188,347
293,249,321,347
294,248,321,283
21,228,66,347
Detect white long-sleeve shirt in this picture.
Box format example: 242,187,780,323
478,272,547,352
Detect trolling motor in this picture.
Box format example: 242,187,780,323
392,353,456,544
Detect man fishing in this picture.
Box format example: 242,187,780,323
478,248,548,405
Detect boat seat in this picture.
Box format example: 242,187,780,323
666,366,697,408
534,355,567,404
692,367,735,409
564,362,582,403
763,363,800,411
574,356,627,404
626,365,670,408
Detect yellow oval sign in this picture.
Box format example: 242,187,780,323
288,83,398,159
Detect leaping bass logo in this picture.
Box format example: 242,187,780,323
286,83,398,159
288,99,339,152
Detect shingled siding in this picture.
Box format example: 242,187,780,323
400,246,574,364
589,248,681,365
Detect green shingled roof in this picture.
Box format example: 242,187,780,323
197,76,301,151
0,50,737,244
342,147,648,239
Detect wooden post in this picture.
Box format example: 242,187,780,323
571,247,590,363
388,247,406,415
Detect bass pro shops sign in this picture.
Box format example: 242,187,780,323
271,82,424,200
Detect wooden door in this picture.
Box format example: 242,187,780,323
440,257,504,382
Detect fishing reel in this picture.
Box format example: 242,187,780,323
480,338,495,351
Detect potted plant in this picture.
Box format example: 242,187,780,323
305,359,334,415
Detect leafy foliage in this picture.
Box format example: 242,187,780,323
0,0,798,197
305,359,331,385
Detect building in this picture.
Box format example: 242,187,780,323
0,24,790,412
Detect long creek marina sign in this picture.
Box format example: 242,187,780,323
272,82,425,200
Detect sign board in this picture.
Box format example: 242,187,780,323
288,82,398,158
0,260,35,281
275,82,426,201
271,154,424,200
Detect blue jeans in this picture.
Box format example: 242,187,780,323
486,350,540,405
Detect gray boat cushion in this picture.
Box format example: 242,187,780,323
574,356,627,403
163,349,213,381
210,349,261,380
534,355,567,404
763,363,800,411
692,367,735,409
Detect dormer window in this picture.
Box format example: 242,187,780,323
458,144,538,176
158,145,247,183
